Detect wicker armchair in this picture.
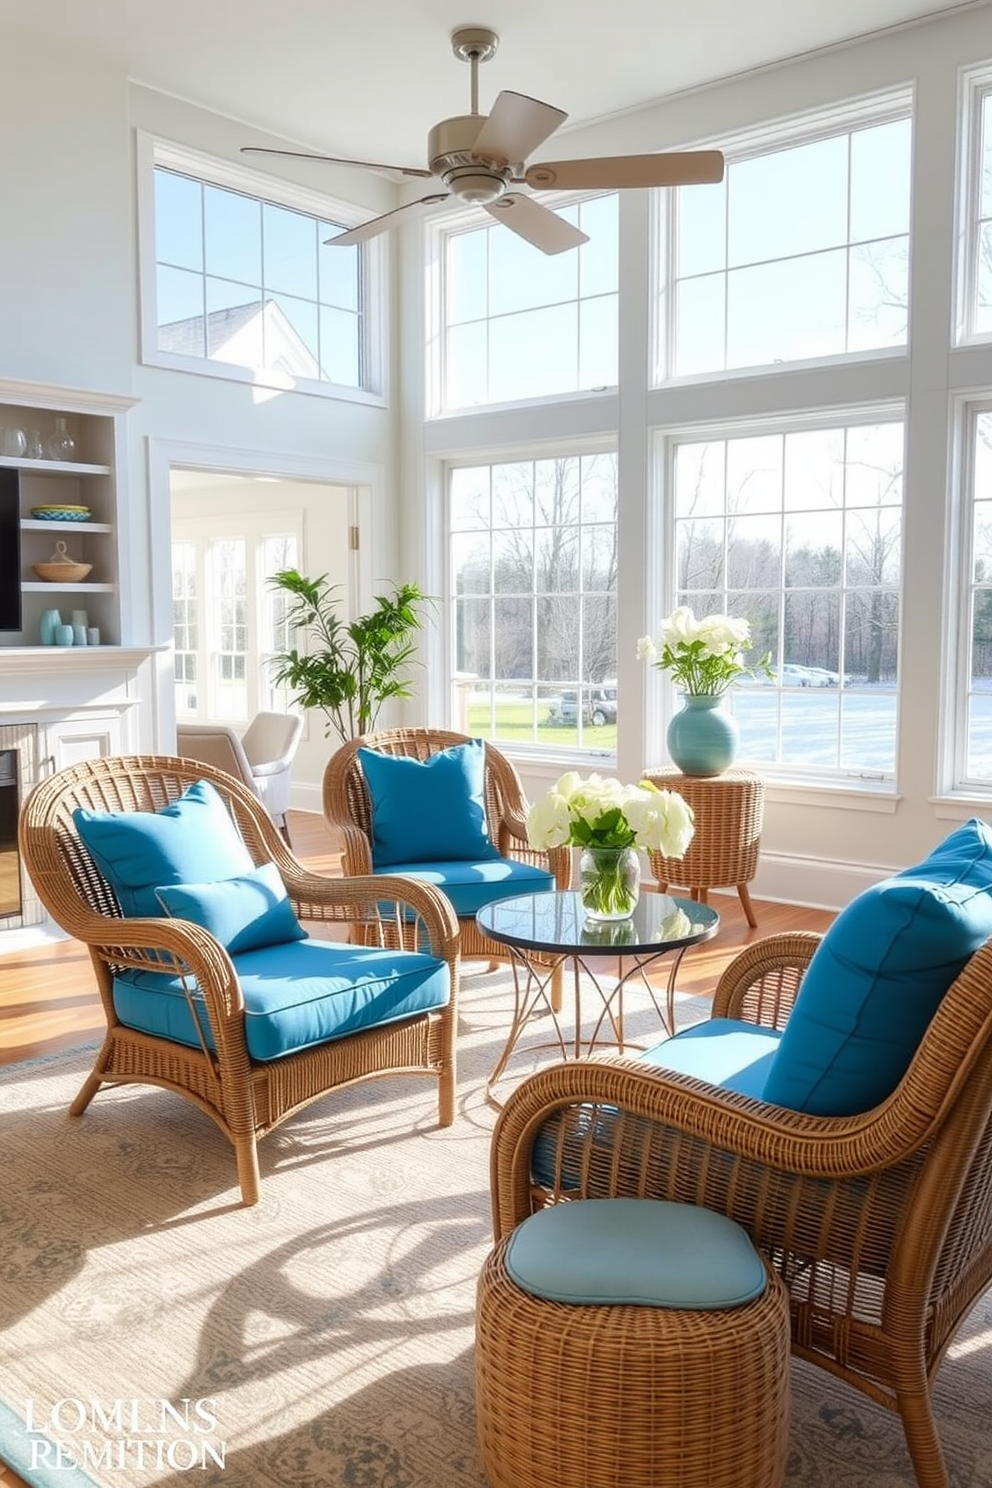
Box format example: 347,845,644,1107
490,930,992,1488
19,755,460,1207
322,728,571,991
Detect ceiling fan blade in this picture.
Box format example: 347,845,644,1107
241,146,434,181
523,151,725,191
484,194,588,255
325,194,449,246
472,91,567,167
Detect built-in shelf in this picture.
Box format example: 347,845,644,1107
22,583,117,597
21,520,113,533
0,455,111,476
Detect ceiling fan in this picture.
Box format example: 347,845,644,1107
242,25,724,255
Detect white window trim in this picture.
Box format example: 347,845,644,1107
654,83,915,387
425,191,620,421
443,435,621,764
649,399,906,791
172,507,305,726
954,62,992,348
943,392,992,797
135,131,388,406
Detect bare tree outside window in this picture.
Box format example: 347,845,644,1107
450,451,618,750
672,421,903,776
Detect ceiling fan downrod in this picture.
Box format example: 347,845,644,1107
430,25,507,205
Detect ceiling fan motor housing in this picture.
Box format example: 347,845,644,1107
428,115,512,204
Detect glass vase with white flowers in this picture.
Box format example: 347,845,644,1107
526,771,695,920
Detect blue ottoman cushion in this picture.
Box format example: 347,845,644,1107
505,1198,768,1309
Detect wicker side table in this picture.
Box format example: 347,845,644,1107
644,766,765,928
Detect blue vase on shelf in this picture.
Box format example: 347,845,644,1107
667,693,739,777
39,608,62,646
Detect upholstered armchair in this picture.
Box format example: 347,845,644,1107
19,754,459,1206
322,728,571,993
177,711,303,843
490,819,992,1488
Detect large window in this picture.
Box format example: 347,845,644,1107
958,67,992,342
436,195,618,411
449,451,618,753
172,517,299,724
957,404,992,782
668,416,903,780
665,102,912,378
141,137,380,397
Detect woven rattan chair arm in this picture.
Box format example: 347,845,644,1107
283,866,460,959
710,932,822,1025
489,1056,936,1238
87,915,248,1056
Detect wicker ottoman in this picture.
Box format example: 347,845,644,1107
644,766,765,928
475,1199,790,1488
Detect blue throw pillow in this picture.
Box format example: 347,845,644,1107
763,817,992,1115
155,862,307,955
358,739,501,868
73,779,254,917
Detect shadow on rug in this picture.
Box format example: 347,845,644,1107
1,969,991,1487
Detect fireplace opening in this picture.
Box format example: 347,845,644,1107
0,747,20,918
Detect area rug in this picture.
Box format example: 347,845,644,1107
2,968,992,1488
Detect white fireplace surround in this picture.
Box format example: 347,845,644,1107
0,646,160,940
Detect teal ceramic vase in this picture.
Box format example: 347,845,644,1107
667,693,739,777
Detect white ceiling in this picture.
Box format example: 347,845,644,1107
6,0,988,166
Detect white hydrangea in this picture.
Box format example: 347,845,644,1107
527,771,694,858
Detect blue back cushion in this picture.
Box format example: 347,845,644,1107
763,817,992,1114
155,862,306,954
359,739,501,867
73,779,254,917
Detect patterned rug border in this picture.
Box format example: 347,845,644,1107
0,1397,101,1488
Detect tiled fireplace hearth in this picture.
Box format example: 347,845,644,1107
0,646,159,939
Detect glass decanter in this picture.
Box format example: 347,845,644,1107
46,417,76,462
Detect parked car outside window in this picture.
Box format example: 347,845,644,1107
548,683,618,726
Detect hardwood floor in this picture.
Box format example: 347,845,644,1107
0,810,834,1487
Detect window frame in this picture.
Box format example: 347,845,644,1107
443,438,620,763
426,192,620,419
954,63,992,347
651,401,906,790
948,394,992,794
136,132,388,405
653,85,915,387
171,507,304,726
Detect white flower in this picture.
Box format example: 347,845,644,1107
635,635,657,662
525,788,572,849
527,773,694,859
661,605,699,649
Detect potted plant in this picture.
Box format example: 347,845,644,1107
269,569,432,744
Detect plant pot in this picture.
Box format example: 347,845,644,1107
667,694,739,777
579,845,641,921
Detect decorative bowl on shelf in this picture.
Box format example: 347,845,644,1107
30,505,91,522
32,539,92,583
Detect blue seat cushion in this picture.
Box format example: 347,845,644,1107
763,817,992,1115
73,779,253,918
530,1021,781,1191
638,1018,784,1100
505,1198,768,1309
374,857,554,918
359,740,502,867
112,937,450,1061
155,862,306,954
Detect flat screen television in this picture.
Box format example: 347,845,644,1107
0,471,22,634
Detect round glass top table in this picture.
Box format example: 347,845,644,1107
476,889,719,1104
